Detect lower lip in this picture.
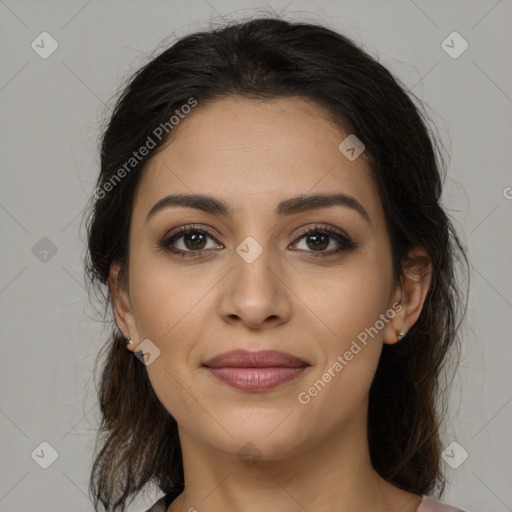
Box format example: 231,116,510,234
206,367,307,391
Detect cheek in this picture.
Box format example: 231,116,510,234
295,275,388,427
301,259,392,346
128,255,214,430
128,248,211,344
298,257,392,395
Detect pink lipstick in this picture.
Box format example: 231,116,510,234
203,350,309,391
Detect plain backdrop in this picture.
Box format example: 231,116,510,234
0,1,511,511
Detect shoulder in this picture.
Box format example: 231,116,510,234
418,494,468,512
143,495,168,512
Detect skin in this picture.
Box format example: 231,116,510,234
111,96,431,512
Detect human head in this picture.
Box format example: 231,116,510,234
86,16,468,511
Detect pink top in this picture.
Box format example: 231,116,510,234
145,493,467,511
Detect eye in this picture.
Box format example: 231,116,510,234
160,225,223,257
160,223,357,259
290,224,357,257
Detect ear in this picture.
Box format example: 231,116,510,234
109,262,139,352
384,246,432,345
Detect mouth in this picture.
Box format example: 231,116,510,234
202,350,310,391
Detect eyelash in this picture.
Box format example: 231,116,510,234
159,224,358,258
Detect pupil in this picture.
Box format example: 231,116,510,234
185,232,206,250
308,234,328,251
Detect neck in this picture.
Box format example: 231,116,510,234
168,404,422,512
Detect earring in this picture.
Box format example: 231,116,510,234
126,337,134,345
396,330,406,341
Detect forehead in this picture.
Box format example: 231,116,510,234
135,96,382,225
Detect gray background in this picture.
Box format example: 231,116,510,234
1,1,511,511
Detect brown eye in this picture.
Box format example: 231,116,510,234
181,232,208,250
160,226,223,257
291,225,357,256
303,233,330,251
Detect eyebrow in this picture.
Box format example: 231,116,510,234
146,192,371,226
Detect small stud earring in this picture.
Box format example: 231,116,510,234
126,337,134,345
396,330,406,341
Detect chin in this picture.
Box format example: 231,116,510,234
198,409,312,461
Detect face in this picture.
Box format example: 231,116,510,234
112,96,425,461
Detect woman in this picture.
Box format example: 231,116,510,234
86,17,470,512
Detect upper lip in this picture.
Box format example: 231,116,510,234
203,350,309,368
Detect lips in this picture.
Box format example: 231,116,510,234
203,350,309,391
203,349,308,368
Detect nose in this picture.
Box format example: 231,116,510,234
218,245,292,331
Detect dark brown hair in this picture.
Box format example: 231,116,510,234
85,16,469,512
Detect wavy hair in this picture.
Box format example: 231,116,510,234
85,16,469,512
